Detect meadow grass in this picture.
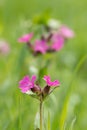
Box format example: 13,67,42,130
0,0,87,130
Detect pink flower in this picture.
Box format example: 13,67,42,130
34,40,48,54
18,33,33,43
59,25,75,38
0,40,10,55
43,75,60,87
51,34,64,51
19,75,36,93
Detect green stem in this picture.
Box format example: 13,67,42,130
40,98,43,130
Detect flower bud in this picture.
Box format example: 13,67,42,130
43,85,50,96
31,84,41,94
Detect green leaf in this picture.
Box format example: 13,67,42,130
38,66,48,83
32,9,51,25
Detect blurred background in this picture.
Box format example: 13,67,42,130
0,0,87,130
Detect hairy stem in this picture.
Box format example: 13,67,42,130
40,98,43,130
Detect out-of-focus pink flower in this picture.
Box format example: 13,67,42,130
59,25,75,38
34,40,48,54
0,40,10,55
43,75,60,87
18,33,33,43
51,34,64,51
19,75,36,93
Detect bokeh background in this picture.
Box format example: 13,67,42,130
0,0,87,130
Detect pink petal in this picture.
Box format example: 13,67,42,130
43,75,60,87
51,34,64,51
60,25,75,38
19,75,30,87
18,33,33,43
34,40,48,54
19,75,36,93
21,86,30,93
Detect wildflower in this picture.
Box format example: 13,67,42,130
18,19,75,56
0,40,10,55
18,33,33,43
19,75,60,97
51,34,64,51
59,25,75,38
19,75,36,93
43,75,60,87
34,40,48,54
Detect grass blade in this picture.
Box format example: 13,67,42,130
59,55,87,130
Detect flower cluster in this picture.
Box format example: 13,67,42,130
18,24,74,56
19,75,60,100
18,18,75,130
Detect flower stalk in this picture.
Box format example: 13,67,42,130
18,75,60,130
40,96,43,130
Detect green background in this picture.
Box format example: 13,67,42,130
0,0,87,130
